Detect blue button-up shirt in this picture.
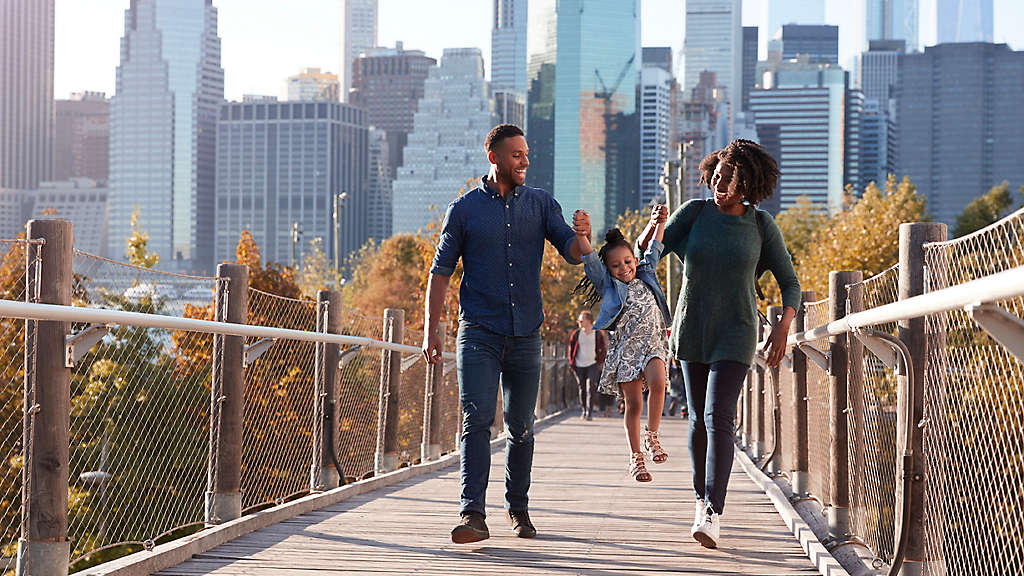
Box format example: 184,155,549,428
429,176,580,337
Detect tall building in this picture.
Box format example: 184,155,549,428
286,68,339,101
527,0,641,231
494,90,526,127
642,47,673,74
683,0,741,144
779,24,839,64
898,43,1024,227
750,67,849,213
859,39,904,111
845,89,864,194
366,126,391,241
937,0,993,44
762,1,825,47
676,72,720,204
214,100,368,267
491,0,528,95
0,0,54,190
865,0,918,52
859,98,897,188
55,92,109,183
109,0,223,273
341,0,378,101
742,27,758,111
350,44,436,177
28,179,108,255
392,48,494,235
639,65,673,206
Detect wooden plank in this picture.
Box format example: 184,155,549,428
159,414,823,575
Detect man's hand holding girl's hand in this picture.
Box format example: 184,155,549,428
650,204,668,225
573,209,591,238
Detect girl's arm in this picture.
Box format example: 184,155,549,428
653,204,666,244
634,204,666,254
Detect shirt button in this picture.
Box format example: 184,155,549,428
507,243,511,247
507,223,510,227
510,282,514,287
508,262,512,267
512,302,516,307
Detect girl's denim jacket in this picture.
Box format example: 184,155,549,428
582,239,672,331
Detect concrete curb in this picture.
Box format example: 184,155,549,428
83,409,573,575
734,448,851,576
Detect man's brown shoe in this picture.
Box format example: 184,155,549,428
451,511,489,543
507,509,537,538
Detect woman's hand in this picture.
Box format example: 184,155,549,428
761,322,790,368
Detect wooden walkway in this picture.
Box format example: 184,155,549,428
159,413,819,575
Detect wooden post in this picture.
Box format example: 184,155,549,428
422,322,447,462
753,322,765,459
828,270,861,541
741,369,753,450
897,222,946,575
767,305,784,475
535,344,548,419
18,220,73,576
206,263,248,524
311,290,341,491
791,290,816,495
375,308,404,473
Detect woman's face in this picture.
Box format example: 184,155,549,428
711,162,745,211
605,245,636,284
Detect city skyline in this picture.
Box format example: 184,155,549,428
55,0,1024,101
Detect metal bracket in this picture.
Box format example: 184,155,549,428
337,345,362,369
243,337,277,368
966,303,1024,364
443,358,456,377
65,324,110,367
401,353,422,373
853,329,899,369
780,353,793,371
797,342,830,373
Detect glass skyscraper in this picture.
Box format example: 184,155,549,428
109,0,223,273
937,0,993,44
527,0,640,232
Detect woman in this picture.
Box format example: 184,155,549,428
644,139,800,548
569,310,608,420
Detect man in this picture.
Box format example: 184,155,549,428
422,124,590,543
569,310,607,420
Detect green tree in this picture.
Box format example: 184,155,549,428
126,209,159,268
953,181,1023,238
297,237,344,297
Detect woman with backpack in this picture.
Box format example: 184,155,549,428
637,139,800,548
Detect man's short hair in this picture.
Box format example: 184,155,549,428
578,310,594,321
485,124,525,152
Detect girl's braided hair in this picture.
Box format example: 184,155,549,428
698,138,780,205
571,228,632,308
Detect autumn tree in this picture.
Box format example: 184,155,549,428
297,237,344,297
953,181,1024,238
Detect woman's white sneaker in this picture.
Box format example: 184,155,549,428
689,500,705,536
692,504,720,548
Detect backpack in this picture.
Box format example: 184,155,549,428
688,199,770,301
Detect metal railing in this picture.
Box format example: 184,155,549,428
742,209,1024,575
0,219,576,575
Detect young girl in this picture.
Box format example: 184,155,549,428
572,205,672,482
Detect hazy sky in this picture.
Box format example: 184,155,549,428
55,0,1023,101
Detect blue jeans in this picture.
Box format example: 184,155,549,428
683,360,748,515
457,320,541,516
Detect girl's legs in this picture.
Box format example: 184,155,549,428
643,358,667,432
620,380,644,453
682,362,711,503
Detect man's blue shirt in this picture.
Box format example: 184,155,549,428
429,176,580,337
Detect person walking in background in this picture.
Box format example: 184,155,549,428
569,311,607,420
641,139,800,548
422,124,592,544
572,205,672,483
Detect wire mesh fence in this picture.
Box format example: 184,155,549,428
435,330,461,456
803,298,833,507
847,265,900,565
776,347,794,474
66,253,221,565
921,210,1024,575
335,310,385,480
240,289,318,511
0,239,39,575
399,326,426,464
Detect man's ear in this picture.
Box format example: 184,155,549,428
487,149,497,166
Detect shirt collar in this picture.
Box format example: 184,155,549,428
481,175,519,200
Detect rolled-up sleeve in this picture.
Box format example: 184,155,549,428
429,203,463,277
545,194,580,265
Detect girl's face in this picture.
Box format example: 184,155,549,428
605,245,637,283
711,162,745,211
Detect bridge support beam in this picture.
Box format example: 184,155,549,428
827,270,860,542
375,308,404,473
17,220,73,576
206,263,248,524
789,291,815,496
312,290,342,491
896,222,946,575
